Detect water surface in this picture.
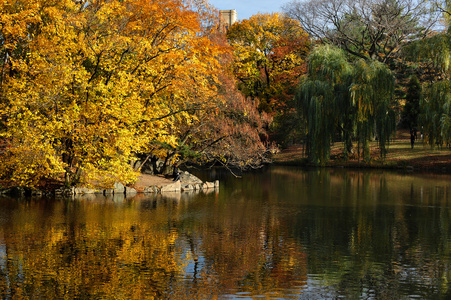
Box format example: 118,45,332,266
0,167,450,299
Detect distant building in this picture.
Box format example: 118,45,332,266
219,10,237,32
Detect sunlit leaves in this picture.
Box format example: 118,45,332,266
0,0,229,187
227,13,310,113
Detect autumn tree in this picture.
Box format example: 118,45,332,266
0,0,79,187
179,70,273,171
133,14,272,174
0,0,266,188
143,63,273,174
226,13,310,113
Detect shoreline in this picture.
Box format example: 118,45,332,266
272,134,451,175
0,171,219,198
272,159,451,174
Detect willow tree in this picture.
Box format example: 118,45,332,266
351,59,396,160
419,81,451,148
402,2,451,148
296,45,353,164
296,45,396,164
442,97,451,146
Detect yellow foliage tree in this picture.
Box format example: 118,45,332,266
226,13,310,113
0,0,227,188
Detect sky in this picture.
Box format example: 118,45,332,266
207,0,286,21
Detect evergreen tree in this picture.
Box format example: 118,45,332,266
401,76,422,129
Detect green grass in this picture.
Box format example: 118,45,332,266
273,131,451,171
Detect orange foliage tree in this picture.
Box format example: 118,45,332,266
0,0,269,187
226,13,310,113
156,32,273,171
226,13,310,145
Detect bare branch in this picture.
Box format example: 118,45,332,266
283,0,441,62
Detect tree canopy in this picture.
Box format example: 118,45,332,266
402,1,451,148
283,0,439,63
0,0,269,188
296,45,396,164
226,13,310,113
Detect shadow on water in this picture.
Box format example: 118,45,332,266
0,167,450,299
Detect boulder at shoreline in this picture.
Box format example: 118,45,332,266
0,172,219,197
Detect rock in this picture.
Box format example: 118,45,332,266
104,183,125,195
180,171,203,184
58,187,75,196
144,186,159,193
0,169,220,198
161,181,181,192
202,182,215,190
134,186,145,193
74,187,103,195
182,184,194,191
114,182,125,194
125,186,137,195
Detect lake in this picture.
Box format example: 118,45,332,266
0,166,450,299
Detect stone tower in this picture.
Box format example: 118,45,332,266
219,9,237,31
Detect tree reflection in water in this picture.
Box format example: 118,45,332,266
0,167,450,299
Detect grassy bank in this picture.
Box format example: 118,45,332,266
273,130,451,172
